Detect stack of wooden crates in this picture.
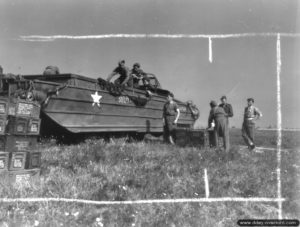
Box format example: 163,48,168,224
0,97,41,184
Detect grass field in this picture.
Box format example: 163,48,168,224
0,129,299,227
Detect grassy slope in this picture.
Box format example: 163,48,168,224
0,130,299,227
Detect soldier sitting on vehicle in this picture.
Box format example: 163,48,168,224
128,63,155,96
107,60,130,86
43,66,60,75
129,62,152,88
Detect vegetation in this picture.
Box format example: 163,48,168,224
0,129,299,226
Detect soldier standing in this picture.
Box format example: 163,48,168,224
163,92,180,144
242,98,263,150
219,95,233,125
208,100,230,152
106,60,130,86
219,95,233,149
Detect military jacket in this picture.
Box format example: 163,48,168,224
163,101,179,117
244,106,262,120
112,66,130,84
219,103,233,117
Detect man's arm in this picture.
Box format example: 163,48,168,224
174,108,180,124
172,102,180,124
254,107,263,119
162,104,166,125
107,71,117,82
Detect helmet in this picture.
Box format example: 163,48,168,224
133,63,140,68
118,60,125,66
220,95,227,100
210,100,217,107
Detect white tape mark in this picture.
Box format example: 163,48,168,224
204,168,210,198
255,147,277,151
18,33,300,42
276,33,283,220
208,37,213,63
0,197,285,205
239,146,293,152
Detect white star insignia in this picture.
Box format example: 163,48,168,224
91,91,102,107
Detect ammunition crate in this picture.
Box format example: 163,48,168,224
0,100,8,115
175,128,189,146
28,119,41,135
0,99,40,118
189,130,206,147
0,168,40,185
6,116,28,135
0,152,9,171
207,129,217,147
0,137,5,151
175,137,188,146
0,98,41,184
15,100,40,119
9,152,27,170
0,135,38,152
6,116,40,135
0,115,6,135
26,151,41,169
8,102,16,116
13,169,41,186
175,129,209,147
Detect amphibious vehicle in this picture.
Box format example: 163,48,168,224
0,72,199,140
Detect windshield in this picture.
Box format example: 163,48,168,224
146,74,161,89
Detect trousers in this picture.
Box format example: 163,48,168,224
214,116,230,152
242,120,255,146
164,115,176,141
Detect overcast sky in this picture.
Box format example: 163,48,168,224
0,0,299,128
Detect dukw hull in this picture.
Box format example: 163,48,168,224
23,74,198,135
